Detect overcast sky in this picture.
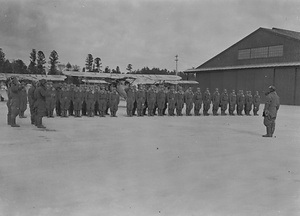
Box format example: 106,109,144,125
1,0,300,72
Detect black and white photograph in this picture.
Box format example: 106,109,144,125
0,0,300,215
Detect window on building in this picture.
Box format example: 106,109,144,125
268,45,283,57
238,49,250,59
238,45,283,60
250,47,268,58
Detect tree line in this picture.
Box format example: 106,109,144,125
0,48,60,75
0,48,189,79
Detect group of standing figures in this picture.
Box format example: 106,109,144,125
5,78,279,138
125,85,261,117
6,76,262,129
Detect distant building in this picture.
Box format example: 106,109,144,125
185,27,300,105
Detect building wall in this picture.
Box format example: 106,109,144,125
195,67,299,105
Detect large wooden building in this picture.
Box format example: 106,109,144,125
185,27,300,105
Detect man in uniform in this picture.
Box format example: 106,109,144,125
55,84,62,116
212,88,220,116
184,87,194,116
109,87,120,117
9,77,22,127
167,86,176,116
237,90,245,116
245,91,253,116
68,84,75,116
35,79,47,128
19,81,28,118
28,81,37,124
125,85,136,117
46,82,56,118
81,85,88,116
203,88,211,116
229,89,237,115
156,85,166,116
98,86,108,117
60,84,70,117
220,89,229,115
136,85,146,117
94,85,100,116
132,85,137,116
86,86,96,117
193,87,202,116
73,86,83,117
105,86,110,115
262,86,280,137
253,91,261,116
147,85,157,116
5,78,13,125
175,86,185,116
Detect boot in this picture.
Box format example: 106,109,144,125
37,117,46,129
7,114,11,125
31,115,35,125
271,123,275,136
262,127,272,137
11,117,20,127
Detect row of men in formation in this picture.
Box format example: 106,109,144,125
5,78,261,128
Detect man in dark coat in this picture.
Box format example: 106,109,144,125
167,86,176,116
156,85,166,116
229,89,237,115
193,87,202,116
175,86,184,116
212,88,220,116
237,90,245,116
109,87,120,117
28,81,37,124
19,82,28,118
262,86,280,137
35,79,47,128
253,91,261,116
9,77,22,127
136,85,146,117
220,89,229,115
98,86,108,117
147,85,157,116
184,87,194,116
125,86,136,117
203,88,211,116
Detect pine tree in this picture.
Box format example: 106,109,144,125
49,50,59,75
0,48,6,73
85,54,93,72
37,51,46,74
28,49,37,74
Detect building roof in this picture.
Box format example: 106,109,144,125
184,27,300,73
185,62,300,73
267,28,300,41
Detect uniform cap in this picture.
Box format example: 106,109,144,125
268,85,276,91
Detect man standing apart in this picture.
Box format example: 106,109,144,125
262,86,280,137
9,77,22,127
19,81,28,118
35,79,47,128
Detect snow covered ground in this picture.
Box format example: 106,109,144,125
0,101,300,216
